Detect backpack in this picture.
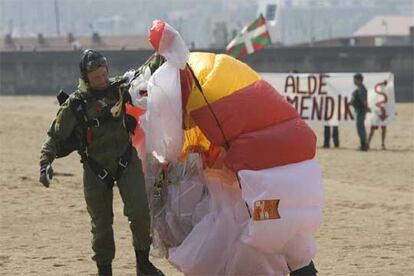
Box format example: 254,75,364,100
54,90,88,158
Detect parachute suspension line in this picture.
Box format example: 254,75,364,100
186,63,252,219
186,64,230,151
237,175,252,218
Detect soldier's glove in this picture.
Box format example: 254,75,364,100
122,70,136,87
39,162,53,188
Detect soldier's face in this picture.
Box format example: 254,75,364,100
87,66,109,91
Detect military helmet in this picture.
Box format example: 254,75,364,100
79,49,108,82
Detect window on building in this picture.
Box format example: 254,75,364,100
265,4,277,21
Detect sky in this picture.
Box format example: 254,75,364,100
0,0,413,47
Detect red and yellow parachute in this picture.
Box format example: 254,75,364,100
128,20,324,275
181,52,316,171
145,19,316,172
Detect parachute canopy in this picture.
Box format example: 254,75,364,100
148,20,189,69
182,52,316,171
142,19,324,276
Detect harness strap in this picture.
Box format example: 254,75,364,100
72,91,134,188
114,143,133,180
83,143,133,188
85,111,113,127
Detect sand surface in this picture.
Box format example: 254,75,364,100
0,96,413,275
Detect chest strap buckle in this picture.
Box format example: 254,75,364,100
98,169,109,180
92,118,100,127
118,158,128,168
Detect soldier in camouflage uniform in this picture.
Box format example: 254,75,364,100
39,49,164,276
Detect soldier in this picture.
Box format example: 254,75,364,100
39,49,164,276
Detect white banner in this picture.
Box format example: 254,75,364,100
261,72,396,126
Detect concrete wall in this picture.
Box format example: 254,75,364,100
1,46,413,102
0,50,155,96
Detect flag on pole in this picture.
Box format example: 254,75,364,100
226,14,271,59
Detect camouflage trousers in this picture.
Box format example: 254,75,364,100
83,149,151,265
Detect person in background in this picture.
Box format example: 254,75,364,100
351,73,369,151
368,125,387,150
323,125,339,148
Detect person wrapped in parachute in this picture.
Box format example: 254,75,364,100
126,20,324,276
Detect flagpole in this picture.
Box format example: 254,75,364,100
54,0,61,36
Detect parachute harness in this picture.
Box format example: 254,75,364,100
64,85,134,188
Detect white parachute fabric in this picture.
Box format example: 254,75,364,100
167,168,296,275
144,61,183,163
148,148,324,275
238,159,324,270
157,22,190,69
168,169,248,275
224,242,289,276
149,154,209,249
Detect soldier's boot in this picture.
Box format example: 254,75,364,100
97,263,112,276
135,248,164,276
290,261,317,276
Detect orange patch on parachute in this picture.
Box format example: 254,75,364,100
253,199,280,221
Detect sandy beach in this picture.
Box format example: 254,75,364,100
0,96,413,275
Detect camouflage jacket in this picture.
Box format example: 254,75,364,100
40,52,165,174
